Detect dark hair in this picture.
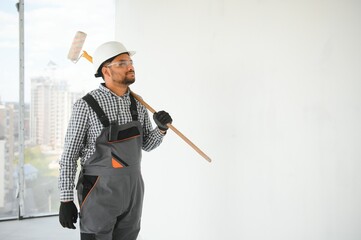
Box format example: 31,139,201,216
95,56,117,79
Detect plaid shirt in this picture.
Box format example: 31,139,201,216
58,83,164,201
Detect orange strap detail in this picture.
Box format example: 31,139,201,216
112,158,124,168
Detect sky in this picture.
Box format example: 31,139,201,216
0,0,115,103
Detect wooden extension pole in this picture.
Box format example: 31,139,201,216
130,90,212,163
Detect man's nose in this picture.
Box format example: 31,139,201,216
127,64,134,70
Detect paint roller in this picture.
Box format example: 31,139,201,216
67,31,92,63
67,31,212,163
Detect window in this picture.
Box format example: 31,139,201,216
0,0,115,219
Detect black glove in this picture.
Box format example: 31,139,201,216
153,110,172,131
59,201,78,229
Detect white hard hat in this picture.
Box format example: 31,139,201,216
93,41,135,78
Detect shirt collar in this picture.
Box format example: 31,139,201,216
99,83,130,98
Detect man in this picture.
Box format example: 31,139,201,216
58,41,172,240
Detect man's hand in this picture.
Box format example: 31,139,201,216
59,201,78,229
153,110,172,131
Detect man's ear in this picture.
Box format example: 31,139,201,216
102,66,110,78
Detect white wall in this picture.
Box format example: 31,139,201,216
115,1,361,239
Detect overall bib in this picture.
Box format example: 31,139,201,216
77,94,144,240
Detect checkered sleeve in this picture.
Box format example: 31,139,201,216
140,104,165,151
58,99,89,202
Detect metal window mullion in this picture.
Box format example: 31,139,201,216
18,0,25,219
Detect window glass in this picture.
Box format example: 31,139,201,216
0,0,20,220
0,0,115,219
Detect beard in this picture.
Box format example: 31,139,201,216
111,69,135,86
123,76,135,85
123,70,135,85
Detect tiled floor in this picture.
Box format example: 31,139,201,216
0,216,79,240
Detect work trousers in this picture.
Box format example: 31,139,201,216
78,171,144,240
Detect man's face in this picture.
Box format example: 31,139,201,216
106,53,135,86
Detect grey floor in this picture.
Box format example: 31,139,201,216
0,216,79,240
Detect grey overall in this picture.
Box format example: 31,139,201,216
77,94,144,240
